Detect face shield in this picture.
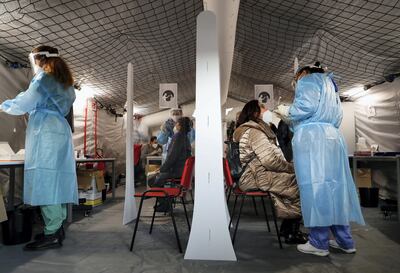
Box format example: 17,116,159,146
170,108,182,122
29,51,60,75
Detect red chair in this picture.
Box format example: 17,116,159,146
133,144,142,166
223,158,283,249
130,156,195,253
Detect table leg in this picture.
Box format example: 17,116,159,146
112,160,116,200
67,203,73,223
352,157,357,185
397,157,400,221
8,166,16,211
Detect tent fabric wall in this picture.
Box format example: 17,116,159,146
0,63,31,204
354,78,400,200
0,63,31,151
73,99,149,176
354,78,400,152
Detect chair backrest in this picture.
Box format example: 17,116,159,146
180,156,195,189
133,144,142,166
223,158,235,188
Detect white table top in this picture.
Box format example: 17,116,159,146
0,160,24,166
76,157,116,162
0,157,116,167
146,156,163,160
349,155,400,161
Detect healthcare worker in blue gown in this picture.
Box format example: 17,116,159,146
275,62,364,257
0,45,78,250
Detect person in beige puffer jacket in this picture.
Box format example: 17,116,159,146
233,100,306,244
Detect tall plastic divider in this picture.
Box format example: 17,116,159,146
123,62,137,225
184,11,237,261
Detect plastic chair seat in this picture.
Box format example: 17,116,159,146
233,188,269,197
134,188,181,198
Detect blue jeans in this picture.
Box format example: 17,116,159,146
309,225,354,250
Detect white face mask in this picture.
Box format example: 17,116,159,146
262,110,273,124
171,115,181,123
152,144,158,149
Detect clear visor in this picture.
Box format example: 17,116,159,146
28,51,60,74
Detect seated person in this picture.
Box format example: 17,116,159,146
149,117,192,211
157,108,195,160
233,100,306,244
140,136,162,168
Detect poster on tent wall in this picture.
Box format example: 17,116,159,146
159,83,178,109
255,84,274,110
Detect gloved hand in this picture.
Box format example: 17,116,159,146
160,118,175,136
273,104,291,124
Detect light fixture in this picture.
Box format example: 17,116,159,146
342,86,364,97
74,84,97,110
225,107,233,116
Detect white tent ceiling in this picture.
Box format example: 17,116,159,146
0,0,399,114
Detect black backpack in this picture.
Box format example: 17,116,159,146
225,141,256,181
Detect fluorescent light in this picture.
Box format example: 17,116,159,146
225,107,233,116
74,84,97,110
342,86,364,97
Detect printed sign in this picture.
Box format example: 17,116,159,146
159,83,178,109
255,84,274,109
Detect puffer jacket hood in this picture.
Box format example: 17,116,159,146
233,120,276,142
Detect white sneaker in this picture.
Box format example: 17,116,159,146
329,240,356,254
297,241,330,257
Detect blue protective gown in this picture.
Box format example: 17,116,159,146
0,71,78,206
289,73,364,227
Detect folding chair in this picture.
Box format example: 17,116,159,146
130,156,195,253
223,159,283,249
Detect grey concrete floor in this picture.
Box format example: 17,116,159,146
0,185,399,273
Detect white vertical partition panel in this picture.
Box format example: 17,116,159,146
184,11,236,261
203,0,240,105
339,102,356,155
123,62,137,225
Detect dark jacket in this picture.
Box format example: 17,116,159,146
276,120,293,162
159,131,191,177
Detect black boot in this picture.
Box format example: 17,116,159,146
279,219,292,238
284,219,308,245
24,233,62,251
154,199,172,213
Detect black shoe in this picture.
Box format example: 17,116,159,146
154,200,171,213
24,234,62,251
34,226,65,241
284,231,308,245
154,204,171,213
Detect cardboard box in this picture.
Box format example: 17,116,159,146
79,189,102,200
83,198,103,207
77,170,105,191
355,168,372,188
79,190,103,207
146,164,160,174
0,194,7,223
